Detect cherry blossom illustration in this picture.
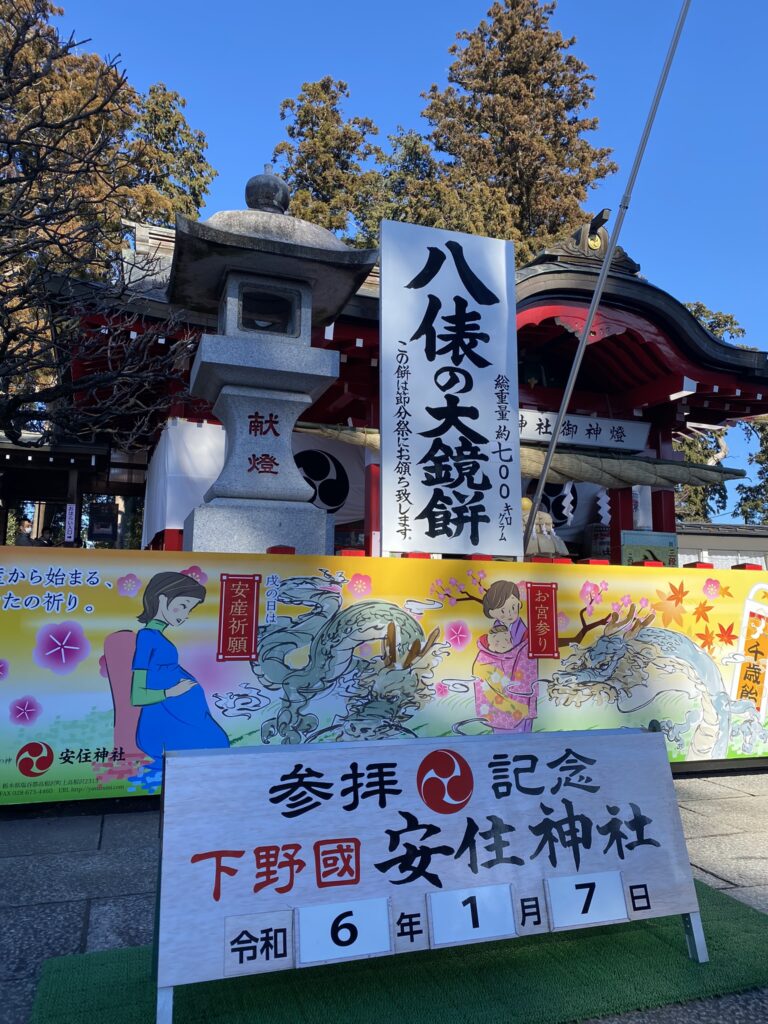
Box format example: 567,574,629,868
117,573,141,597
347,573,372,599
182,565,208,585
10,695,42,725
445,620,471,650
33,621,90,675
703,577,721,599
435,682,450,698
0,659,8,681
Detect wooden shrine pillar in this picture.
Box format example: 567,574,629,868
651,488,676,533
608,486,634,565
649,413,677,536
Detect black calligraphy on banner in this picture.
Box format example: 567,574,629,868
401,238,514,551
394,340,413,542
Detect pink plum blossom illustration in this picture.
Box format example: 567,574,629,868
435,682,449,698
347,573,372,599
33,621,90,675
10,695,42,725
432,570,486,604
182,565,208,585
703,578,721,599
117,573,141,597
579,580,605,616
557,612,570,630
0,659,8,681
445,620,471,650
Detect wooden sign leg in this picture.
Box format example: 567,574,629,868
157,985,174,1024
681,912,709,963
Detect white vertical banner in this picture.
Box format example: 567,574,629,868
380,220,522,556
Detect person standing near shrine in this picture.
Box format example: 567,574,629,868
14,517,34,545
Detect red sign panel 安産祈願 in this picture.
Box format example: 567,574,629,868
217,574,261,662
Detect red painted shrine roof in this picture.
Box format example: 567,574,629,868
307,230,768,435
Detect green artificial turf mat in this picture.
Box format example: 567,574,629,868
30,883,768,1024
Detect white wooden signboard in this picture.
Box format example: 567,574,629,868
155,730,707,1021
519,411,650,451
380,220,522,557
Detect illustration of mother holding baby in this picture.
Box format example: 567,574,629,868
471,579,539,732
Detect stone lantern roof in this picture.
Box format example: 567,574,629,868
166,168,378,325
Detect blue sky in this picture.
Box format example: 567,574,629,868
57,0,767,517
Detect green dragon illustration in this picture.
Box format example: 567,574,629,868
249,570,447,743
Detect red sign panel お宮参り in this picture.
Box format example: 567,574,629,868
217,574,261,662
526,582,559,659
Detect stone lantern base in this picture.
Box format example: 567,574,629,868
183,498,334,555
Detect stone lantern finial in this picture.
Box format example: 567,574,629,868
245,166,290,215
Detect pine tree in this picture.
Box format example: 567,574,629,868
420,0,617,262
272,77,382,241
673,432,729,522
674,303,745,522
355,128,518,247
127,82,217,225
273,1,615,256
734,422,768,524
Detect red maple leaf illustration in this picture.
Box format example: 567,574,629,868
716,622,737,647
696,627,715,652
668,581,689,606
693,601,714,623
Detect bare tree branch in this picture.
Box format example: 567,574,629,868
0,0,211,451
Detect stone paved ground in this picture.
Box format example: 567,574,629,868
0,798,159,1024
2,774,768,1024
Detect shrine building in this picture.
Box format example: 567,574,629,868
1,173,766,564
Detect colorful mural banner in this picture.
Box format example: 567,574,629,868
1,549,767,805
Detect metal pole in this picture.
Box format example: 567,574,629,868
522,0,692,555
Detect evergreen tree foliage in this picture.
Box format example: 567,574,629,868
273,1,616,258
355,128,519,248
272,77,383,240
684,303,746,346
673,431,729,522
127,82,217,225
734,422,768,524
421,0,617,262
674,303,745,522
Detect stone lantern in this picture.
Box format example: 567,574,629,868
166,169,377,554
